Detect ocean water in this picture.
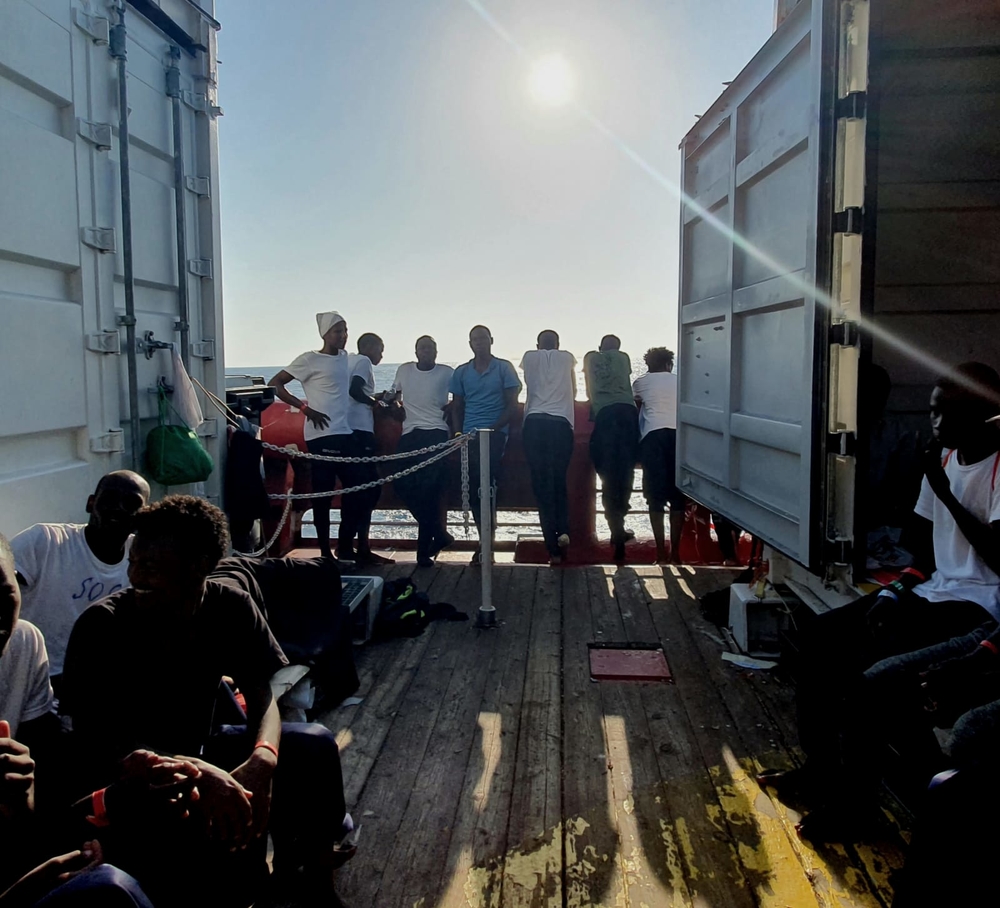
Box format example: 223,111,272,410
225,363,650,542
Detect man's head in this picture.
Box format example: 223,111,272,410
930,362,1000,449
358,332,384,366
599,335,621,352
537,330,559,351
317,311,348,351
469,325,493,358
415,335,438,369
128,495,229,594
86,471,150,541
0,534,20,660
644,347,675,373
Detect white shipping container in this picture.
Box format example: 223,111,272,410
0,0,226,534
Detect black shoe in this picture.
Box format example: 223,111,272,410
429,532,455,557
795,803,883,842
756,766,818,802
417,555,435,568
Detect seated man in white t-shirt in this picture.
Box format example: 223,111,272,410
632,347,685,563
520,331,577,565
759,362,1000,839
269,311,353,561
392,336,455,567
11,470,150,687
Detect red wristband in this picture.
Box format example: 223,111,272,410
87,787,111,827
254,740,278,759
980,639,999,657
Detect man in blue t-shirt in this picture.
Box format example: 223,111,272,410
449,325,521,562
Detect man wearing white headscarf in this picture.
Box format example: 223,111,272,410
269,312,353,560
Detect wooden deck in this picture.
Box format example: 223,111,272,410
318,563,906,908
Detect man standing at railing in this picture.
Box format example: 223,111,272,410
450,326,522,564
392,336,455,567
584,335,639,562
268,312,352,562
521,330,577,565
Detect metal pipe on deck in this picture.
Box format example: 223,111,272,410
476,429,497,628
110,4,141,471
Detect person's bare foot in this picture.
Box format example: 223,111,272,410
357,549,395,565
549,554,564,566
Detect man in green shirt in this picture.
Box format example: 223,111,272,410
583,335,639,561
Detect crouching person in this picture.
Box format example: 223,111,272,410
61,496,354,907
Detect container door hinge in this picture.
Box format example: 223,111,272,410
76,118,112,150
81,227,116,253
836,91,867,120
86,331,121,355
827,432,856,457
191,339,216,360
116,314,136,328
823,539,853,565
830,320,859,347
90,429,124,453
196,418,218,438
181,91,223,118
73,8,110,45
187,258,214,278
185,175,211,196
834,207,863,235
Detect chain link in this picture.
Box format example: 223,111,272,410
261,432,473,464
231,496,293,558
267,435,469,501
460,440,471,538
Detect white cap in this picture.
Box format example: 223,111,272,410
316,311,346,338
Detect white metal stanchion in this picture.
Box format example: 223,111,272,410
476,428,497,628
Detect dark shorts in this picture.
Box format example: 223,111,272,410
306,434,352,497
639,427,685,511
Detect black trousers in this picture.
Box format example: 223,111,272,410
393,428,450,559
306,434,353,552
467,431,508,538
522,414,574,555
588,403,639,540
795,588,991,787
340,431,382,545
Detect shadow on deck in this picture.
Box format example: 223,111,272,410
317,562,906,908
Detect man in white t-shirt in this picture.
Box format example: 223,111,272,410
0,533,54,747
632,347,685,563
343,333,396,566
759,362,1000,839
392,336,455,567
520,331,577,565
11,470,150,683
269,311,353,561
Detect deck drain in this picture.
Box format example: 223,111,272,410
588,643,673,682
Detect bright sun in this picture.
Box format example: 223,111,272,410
528,54,574,106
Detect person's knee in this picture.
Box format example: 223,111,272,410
279,722,340,768
39,864,153,908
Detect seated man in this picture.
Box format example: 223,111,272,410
11,472,150,685
759,362,1000,837
62,496,353,906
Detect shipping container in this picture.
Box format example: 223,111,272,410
0,0,226,535
676,0,1000,602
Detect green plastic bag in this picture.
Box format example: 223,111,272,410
146,388,214,486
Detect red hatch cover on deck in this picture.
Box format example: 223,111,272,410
588,644,673,682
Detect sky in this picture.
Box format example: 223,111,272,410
216,0,777,367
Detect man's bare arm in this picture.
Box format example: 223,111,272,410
269,370,329,431
492,387,520,432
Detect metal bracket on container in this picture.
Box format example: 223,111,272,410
81,227,116,253
829,320,859,347
835,91,866,120
823,539,853,566
191,339,216,360
196,418,218,438
827,432,857,457
834,207,863,236
72,8,110,45
187,258,214,278
90,429,125,453
185,175,211,197
138,331,174,359
76,118,113,150
86,331,122,355
181,90,209,112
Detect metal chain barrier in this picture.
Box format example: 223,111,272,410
460,439,472,538
232,496,293,558
261,433,471,463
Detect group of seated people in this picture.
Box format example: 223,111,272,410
758,361,1000,905
0,474,355,908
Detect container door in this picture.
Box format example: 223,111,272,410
676,0,869,567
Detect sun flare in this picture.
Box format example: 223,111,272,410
528,54,574,106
